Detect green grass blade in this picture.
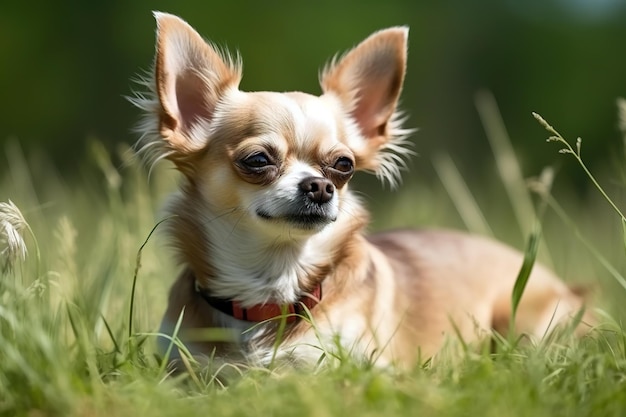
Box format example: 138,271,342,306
476,91,537,237
432,153,493,236
157,307,188,376
270,305,290,368
101,313,121,354
541,193,626,291
511,221,542,327
622,218,626,258
128,216,174,340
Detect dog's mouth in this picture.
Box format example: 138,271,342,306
256,209,336,230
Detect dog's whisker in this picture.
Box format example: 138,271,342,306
226,210,247,240
200,207,240,227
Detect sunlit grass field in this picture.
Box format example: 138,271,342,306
1,101,626,416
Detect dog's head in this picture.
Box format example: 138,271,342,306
132,12,411,240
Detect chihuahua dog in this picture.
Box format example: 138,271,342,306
131,12,589,367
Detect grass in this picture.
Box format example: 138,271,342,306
1,102,626,416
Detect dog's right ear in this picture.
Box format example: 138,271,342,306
151,12,241,158
320,27,411,187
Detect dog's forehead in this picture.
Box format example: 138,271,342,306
222,91,345,154
282,91,340,139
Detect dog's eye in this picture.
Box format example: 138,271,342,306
333,157,354,174
242,153,270,168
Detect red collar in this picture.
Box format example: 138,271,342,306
195,282,322,323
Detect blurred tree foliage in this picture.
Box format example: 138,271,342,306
1,0,625,186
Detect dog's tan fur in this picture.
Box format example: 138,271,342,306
132,12,590,367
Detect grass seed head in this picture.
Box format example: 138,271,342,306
0,200,28,274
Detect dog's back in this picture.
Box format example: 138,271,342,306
367,229,589,362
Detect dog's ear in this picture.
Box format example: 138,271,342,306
152,12,241,156
321,27,412,187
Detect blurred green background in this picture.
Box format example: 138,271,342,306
2,0,625,181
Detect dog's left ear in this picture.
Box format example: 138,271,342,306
321,27,410,186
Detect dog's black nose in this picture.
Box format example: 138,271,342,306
299,177,335,204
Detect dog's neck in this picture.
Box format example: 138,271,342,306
166,187,367,308
203,225,324,307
